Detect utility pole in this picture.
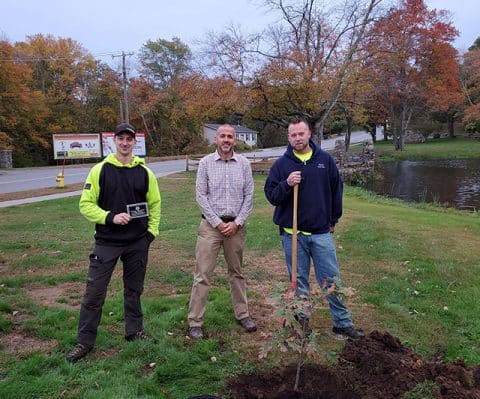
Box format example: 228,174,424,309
112,51,134,123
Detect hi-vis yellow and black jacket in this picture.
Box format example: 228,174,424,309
79,153,161,245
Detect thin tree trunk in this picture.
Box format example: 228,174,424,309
139,110,155,147
294,330,308,391
345,115,353,151
313,118,324,147
370,125,377,143
448,115,455,138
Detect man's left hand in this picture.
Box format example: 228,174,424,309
219,221,238,237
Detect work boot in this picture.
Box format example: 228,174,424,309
66,343,92,363
332,326,365,340
238,317,257,332
188,326,203,340
125,330,158,344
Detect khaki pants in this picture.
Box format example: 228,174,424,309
188,219,249,327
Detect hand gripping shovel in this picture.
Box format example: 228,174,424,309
291,184,299,290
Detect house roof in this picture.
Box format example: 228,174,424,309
204,124,258,134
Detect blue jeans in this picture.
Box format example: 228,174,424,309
281,232,353,328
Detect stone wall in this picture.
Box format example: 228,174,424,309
333,140,375,184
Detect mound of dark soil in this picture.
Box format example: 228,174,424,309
227,330,480,398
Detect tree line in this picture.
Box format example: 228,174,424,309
1,0,479,167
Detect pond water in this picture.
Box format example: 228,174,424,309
366,159,480,211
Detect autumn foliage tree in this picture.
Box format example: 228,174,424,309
15,34,101,133
202,0,382,144
0,40,51,165
133,36,253,155
133,38,202,155
0,34,126,166
422,41,463,138
460,42,480,133
366,0,458,150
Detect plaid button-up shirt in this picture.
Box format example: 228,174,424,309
196,151,254,228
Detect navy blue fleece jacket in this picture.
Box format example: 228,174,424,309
264,140,343,234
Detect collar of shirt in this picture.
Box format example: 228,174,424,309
214,151,239,162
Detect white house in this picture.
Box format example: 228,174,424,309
203,124,258,147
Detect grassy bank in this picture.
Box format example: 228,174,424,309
375,137,480,161
1,172,479,398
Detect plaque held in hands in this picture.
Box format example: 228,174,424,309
126,202,149,219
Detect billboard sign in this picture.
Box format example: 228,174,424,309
53,134,101,160
101,132,146,157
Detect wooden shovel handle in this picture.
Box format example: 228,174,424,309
291,184,298,290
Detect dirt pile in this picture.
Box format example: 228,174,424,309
227,330,480,398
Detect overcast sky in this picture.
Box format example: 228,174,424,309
1,0,478,66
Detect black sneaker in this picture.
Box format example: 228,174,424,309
66,343,92,363
125,330,158,344
332,326,365,340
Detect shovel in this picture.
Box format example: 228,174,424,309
291,184,299,290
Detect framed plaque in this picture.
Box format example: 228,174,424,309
126,202,149,219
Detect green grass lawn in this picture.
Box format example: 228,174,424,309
375,137,480,161
1,154,480,398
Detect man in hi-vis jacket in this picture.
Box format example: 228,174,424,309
66,122,161,363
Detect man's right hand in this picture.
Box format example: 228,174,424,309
113,212,132,225
287,171,302,186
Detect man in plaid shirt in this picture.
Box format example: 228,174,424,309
187,124,257,339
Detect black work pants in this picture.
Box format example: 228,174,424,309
76,236,149,347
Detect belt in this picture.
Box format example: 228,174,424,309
202,214,235,223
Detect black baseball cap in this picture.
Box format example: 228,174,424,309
114,122,136,137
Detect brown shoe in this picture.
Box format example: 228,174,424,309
238,317,257,332
188,326,203,340
66,343,92,363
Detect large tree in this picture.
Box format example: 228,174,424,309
139,37,192,89
6,34,125,165
423,41,463,138
15,34,100,135
366,0,458,150
201,0,382,143
460,43,480,133
0,40,51,165
82,62,123,132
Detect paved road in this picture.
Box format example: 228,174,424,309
0,130,378,208
0,130,376,194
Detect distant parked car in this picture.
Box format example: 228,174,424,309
70,142,82,148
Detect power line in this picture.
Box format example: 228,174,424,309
0,50,136,63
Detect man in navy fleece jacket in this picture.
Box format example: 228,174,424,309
264,118,364,340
